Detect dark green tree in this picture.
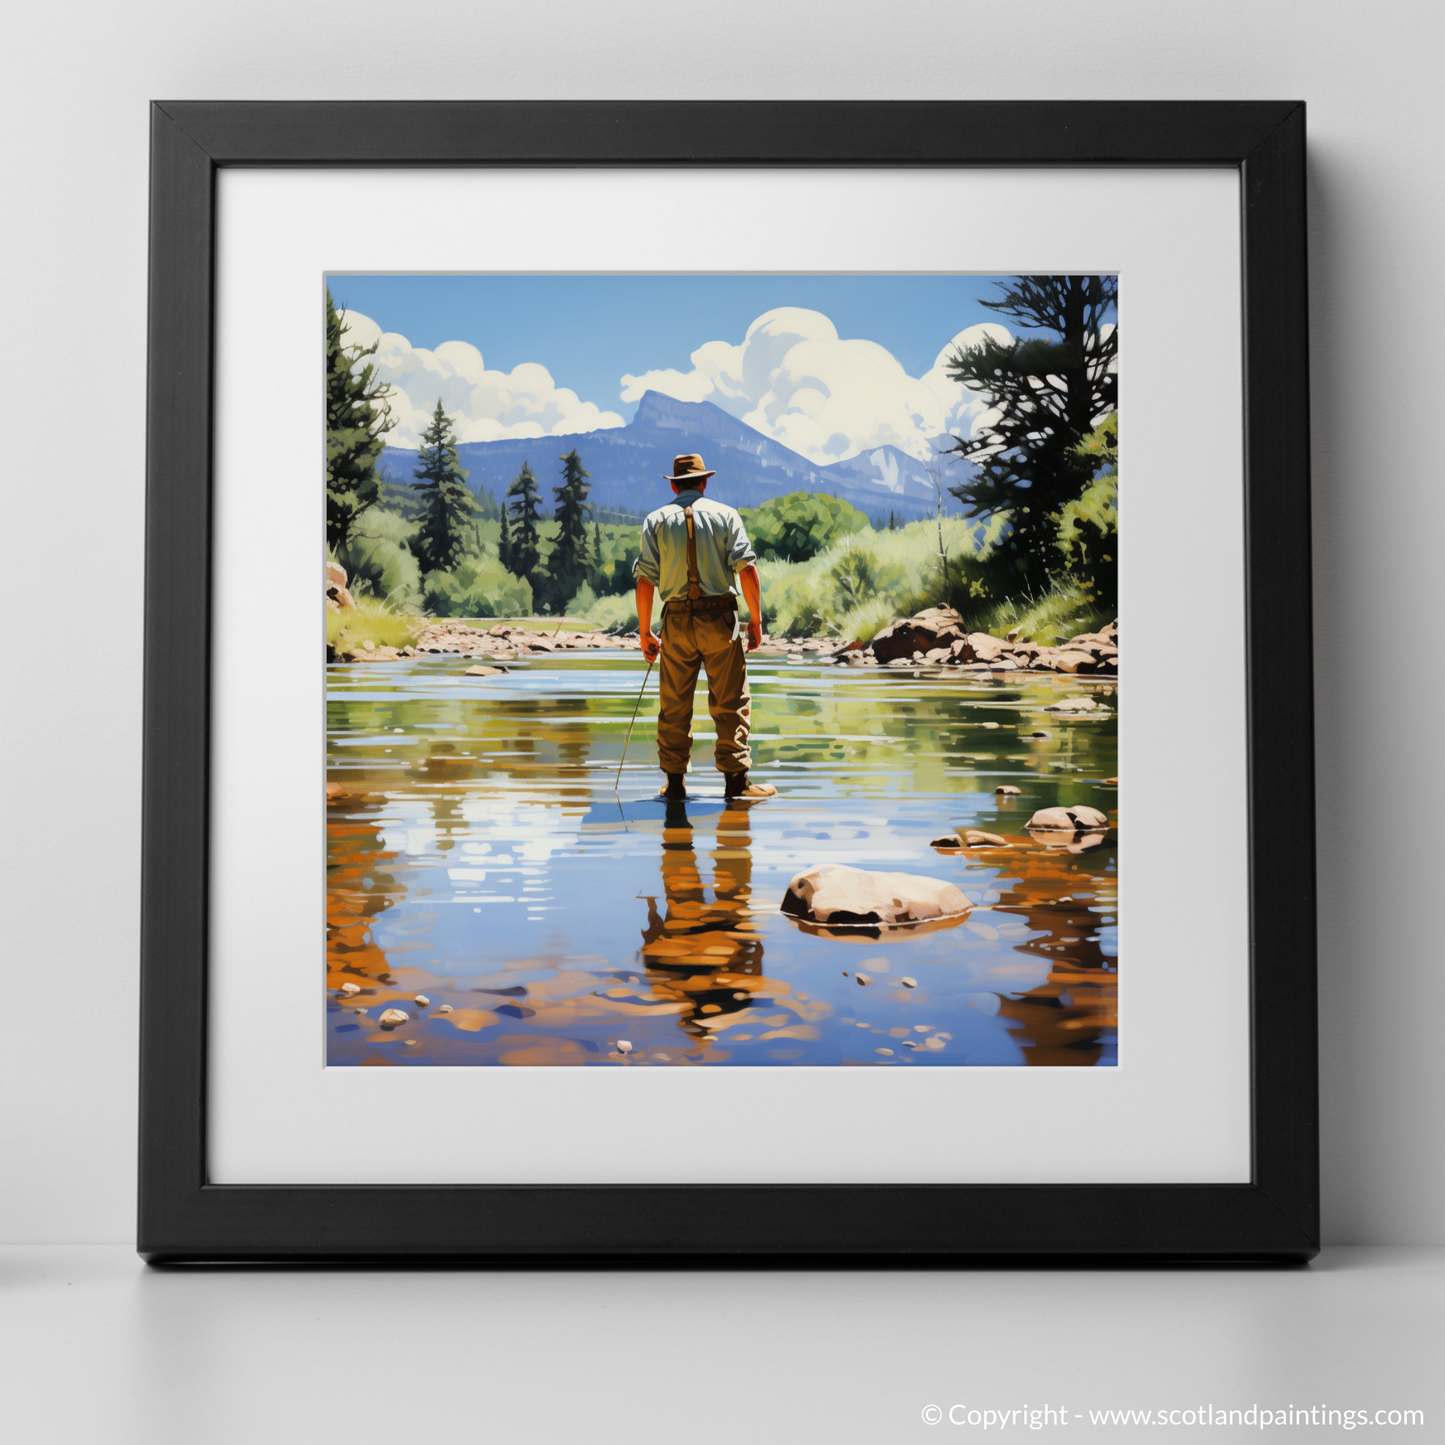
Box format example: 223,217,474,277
325,290,395,551
1055,411,1118,607
544,450,592,609
943,275,1117,589
505,462,543,579
498,504,513,572
411,401,473,574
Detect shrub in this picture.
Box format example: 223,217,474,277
424,557,532,618
740,491,870,563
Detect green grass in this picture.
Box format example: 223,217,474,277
327,595,425,652
947,580,1111,646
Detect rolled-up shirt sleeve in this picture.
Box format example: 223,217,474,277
728,512,757,572
633,515,661,584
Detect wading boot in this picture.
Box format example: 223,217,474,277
724,771,778,801
661,773,687,801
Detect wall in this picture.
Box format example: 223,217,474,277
2,0,1439,1244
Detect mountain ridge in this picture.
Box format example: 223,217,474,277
378,390,974,524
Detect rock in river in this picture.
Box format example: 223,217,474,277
995,785,1022,796
963,829,1007,847
378,1008,409,1029
781,863,972,927
463,665,507,677
1025,805,1110,832
338,981,360,998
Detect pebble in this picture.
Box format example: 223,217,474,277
963,829,1007,847
338,982,360,997
855,972,874,986
378,1008,408,1028
875,1048,894,1056
403,1040,418,1047
996,785,1022,795
437,1004,453,1014
414,994,430,1006
899,977,918,989
979,722,1000,729
352,1008,366,1016
930,833,961,848
616,1040,634,1054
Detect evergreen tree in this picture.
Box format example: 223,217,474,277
888,510,896,531
505,462,543,579
545,450,593,608
943,275,1117,589
591,521,604,582
325,290,395,551
412,401,472,574
498,504,513,572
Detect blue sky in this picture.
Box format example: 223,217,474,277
327,274,1023,420
326,274,1116,463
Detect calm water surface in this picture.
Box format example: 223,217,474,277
326,652,1117,1067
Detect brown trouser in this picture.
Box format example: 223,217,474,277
657,605,751,776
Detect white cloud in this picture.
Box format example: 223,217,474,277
338,310,626,448
620,308,1014,465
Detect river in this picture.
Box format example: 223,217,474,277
326,650,1117,1067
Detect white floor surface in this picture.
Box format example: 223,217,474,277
1,1246,1440,1443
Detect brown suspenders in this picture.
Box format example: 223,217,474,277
663,502,735,618
683,505,703,601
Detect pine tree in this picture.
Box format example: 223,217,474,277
498,504,513,572
943,275,1117,589
590,521,604,582
545,449,592,608
412,401,472,574
325,290,395,551
505,462,543,579
888,510,896,531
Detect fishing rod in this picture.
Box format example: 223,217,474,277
614,657,655,792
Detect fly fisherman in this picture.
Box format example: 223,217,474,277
634,454,777,802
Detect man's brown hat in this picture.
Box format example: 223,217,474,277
665,453,716,485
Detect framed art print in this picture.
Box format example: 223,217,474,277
140,101,1317,1261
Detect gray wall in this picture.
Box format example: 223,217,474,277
2,0,1439,1245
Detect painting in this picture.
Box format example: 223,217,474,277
323,273,1119,1069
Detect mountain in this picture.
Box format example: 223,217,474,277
377,390,974,524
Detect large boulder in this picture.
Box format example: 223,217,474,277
1026,805,1110,832
869,607,968,664
781,864,972,927
325,560,356,612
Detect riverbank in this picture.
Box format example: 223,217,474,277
329,603,1118,676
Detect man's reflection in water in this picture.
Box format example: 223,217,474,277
638,800,767,1042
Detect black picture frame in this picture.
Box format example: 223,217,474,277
140,100,1316,1264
